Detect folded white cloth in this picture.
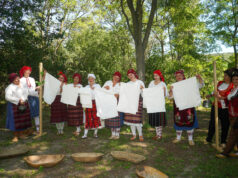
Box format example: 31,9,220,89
143,86,166,113
78,88,92,108
172,77,201,110
94,88,118,119
61,84,79,106
43,73,61,104
117,83,141,114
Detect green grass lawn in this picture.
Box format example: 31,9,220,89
0,103,238,177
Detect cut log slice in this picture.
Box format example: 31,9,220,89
111,151,146,164
136,166,168,178
71,153,104,163
0,144,29,159
24,154,64,168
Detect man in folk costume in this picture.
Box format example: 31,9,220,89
104,71,122,140
67,73,83,136
216,69,238,158
124,69,145,142
5,73,32,142
19,66,40,134
148,70,168,141
206,69,234,148
169,70,204,146
82,74,101,138
50,71,68,135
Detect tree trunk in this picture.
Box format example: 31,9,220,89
136,43,145,81
234,44,238,68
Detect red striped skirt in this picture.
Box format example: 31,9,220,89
124,98,143,125
50,95,67,123
105,115,121,128
67,97,83,126
85,100,101,129
12,102,32,130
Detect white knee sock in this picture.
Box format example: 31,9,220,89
94,129,98,136
56,123,60,132
83,129,88,137
111,129,115,136
76,127,81,133
136,126,143,137
156,126,163,137
34,117,40,131
176,130,182,140
60,122,64,133
130,126,136,136
116,128,120,137
187,129,194,141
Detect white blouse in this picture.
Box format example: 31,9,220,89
103,80,120,94
20,77,38,97
227,87,238,101
218,83,229,91
148,81,168,97
5,84,28,105
85,84,101,100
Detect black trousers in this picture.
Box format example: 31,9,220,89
206,106,230,144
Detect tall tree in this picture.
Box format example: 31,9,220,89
206,0,238,67
120,0,158,80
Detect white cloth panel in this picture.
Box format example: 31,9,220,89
172,77,201,110
117,83,140,114
143,86,166,113
94,88,118,119
60,84,79,106
43,73,61,104
78,87,92,108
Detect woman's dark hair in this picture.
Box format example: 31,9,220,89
231,68,238,79
224,68,234,78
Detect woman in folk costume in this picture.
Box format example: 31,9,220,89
82,74,101,138
5,73,32,142
169,70,204,146
67,73,83,136
148,70,168,141
216,69,238,158
124,69,145,142
19,66,40,134
104,71,122,140
206,69,233,147
50,71,68,135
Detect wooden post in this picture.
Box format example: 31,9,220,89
39,62,43,135
213,61,220,150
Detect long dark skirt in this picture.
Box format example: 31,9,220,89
67,97,83,126
28,96,39,118
148,112,166,127
50,95,67,123
105,115,122,129
6,102,32,131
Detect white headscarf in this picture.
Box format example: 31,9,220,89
88,74,96,79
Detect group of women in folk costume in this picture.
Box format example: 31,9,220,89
5,66,205,146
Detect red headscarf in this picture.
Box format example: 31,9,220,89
58,71,67,83
73,73,81,84
19,66,32,77
113,71,121,81
174,70,185,79
127,69,138,79
8,73,19,83
153,70,164,82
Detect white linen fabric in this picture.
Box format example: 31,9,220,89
20,77,39,97
5,84,28,105
60,84,80,106
84,84,101,100
94,88,118,119
78,87,92,108
143,86,166,113
117,82,141,114
172,77,201,110
43,72,61,104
